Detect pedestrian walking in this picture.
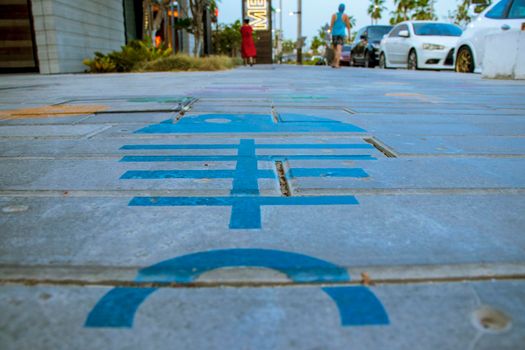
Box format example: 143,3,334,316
241,18,257,67
330,3,352,68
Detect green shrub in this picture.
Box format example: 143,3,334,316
83,39,172,73
139,54,239,72
83,53,117,73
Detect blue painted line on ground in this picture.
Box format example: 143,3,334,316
136,249,350,283
287,168,369,178
120,143,374,150
129,196,359,207
134,114,367,134
322,287,390,326
85,249,389,329
85,287,156,328
231,139,259,195
120,144,238,150
120,155,239,162
120,154,376,162
129,196,359,229
120,169,275,180
257,144,374,149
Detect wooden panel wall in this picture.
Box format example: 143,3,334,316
0,0,38,71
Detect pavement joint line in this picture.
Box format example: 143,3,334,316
343,108,357,115
83,125,114,139
1,188,525,197
1,275,525,289
398,154,525,158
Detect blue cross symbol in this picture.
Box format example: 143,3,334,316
120,139,376,229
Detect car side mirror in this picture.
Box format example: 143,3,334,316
399,30,409,38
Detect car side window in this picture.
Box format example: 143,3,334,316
485,0,511,19
508,0,525,18
397,24,409,36
389,26,401,37
354,28,364,43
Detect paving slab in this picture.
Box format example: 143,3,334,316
0,282,523,350
0,65,524,349
0,194,523,269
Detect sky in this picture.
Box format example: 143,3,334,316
218,0,459,41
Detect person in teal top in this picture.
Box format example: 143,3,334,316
330,3,352,68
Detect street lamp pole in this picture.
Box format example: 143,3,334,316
297,0,302,65
171,1,176,52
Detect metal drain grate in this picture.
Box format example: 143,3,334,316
275,161,291,197
364,137,397,158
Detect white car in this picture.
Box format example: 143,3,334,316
379,21,463,70
455,0,525,73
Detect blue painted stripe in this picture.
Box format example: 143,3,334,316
129,196,359,207
120,155,239,162
121,154,375,162
137,249,351,284
257,144,374,149
120,169,274,180
287,168,369,178
85,287,156,328
120,144,374,150
231,139,259,195
230,197,261,229
322,286,390,326
261,155,376,161
120,144,238,150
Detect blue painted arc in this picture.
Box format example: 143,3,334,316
137,248,350,283
84,249,389,329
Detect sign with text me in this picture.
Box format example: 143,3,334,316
246,0,269,31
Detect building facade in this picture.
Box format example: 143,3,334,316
0,0,195,74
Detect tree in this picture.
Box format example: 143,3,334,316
212,20,242,57
389,0,437,24
281,40,295,54
453,0,471,26
368,0,386,25
412,0,437,20
390,0,415,25
347,15,357,29
310,36,324,54
188,0,219,56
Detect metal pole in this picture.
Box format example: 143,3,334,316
297,0,302,65
279,0,282,58
171,2,176,52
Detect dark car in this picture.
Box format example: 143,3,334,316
339,45,352,66
351,25,393,68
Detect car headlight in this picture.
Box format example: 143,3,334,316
422,43,445,50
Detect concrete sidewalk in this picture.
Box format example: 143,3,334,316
0,66,524,349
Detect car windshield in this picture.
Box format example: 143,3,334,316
368,26,393,40
412,23,462,36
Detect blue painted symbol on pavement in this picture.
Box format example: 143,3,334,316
120,139,375,229
135,113,366,134
85,249,389,328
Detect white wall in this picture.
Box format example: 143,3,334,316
482,31,525,80
31,0,125,74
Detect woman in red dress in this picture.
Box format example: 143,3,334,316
240,19,257,66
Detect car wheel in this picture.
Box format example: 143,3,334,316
407,50,418,70
379,53,387,69
456,46,474,73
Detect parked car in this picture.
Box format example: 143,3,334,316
455,0,525,73
339,45,352,66
379,21,463,70
350,25,393,67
